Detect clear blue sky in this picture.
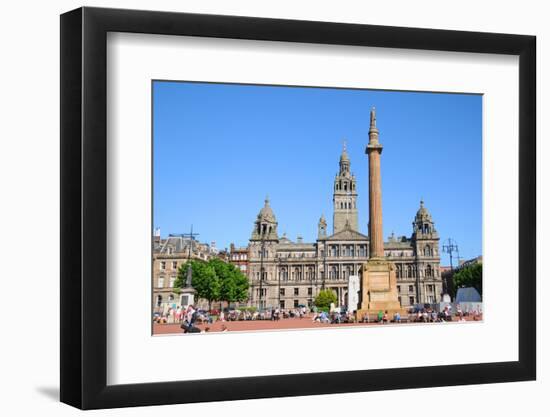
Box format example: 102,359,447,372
153,81,482,264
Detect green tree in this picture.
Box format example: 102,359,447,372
314,289,338,311
453,262,482,296
174,258,249,310
209,258,249,308
175,260,221,310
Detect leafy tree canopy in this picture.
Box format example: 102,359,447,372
314,289,338,310
175,258,249,308
453,262,482,296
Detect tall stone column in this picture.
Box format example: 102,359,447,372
356,107,403,318
366,107,384,258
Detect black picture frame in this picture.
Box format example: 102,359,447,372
60,6,536,410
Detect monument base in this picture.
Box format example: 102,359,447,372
179,287,195,308
356,258,407,320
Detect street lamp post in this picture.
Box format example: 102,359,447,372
258,235,265,312
442,238,459,271
442,238,459,296
174,226,199,308
322,242,327,290
310,266,314,310
277,257,282,310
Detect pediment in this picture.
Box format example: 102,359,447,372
326,228,369,241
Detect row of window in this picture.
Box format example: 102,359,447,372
253,264,439,282
159,261,178,271
328,245,367,258
156,276,176,288
155,294,175,307
386,251,414,257
257,246,435,260
253,296,440,309
275,252,317,259
416,224,434,235
255,267,359,282
231,253,248,261
256,287,314,297
257,223,274,236
336,200,356,210
335,180,355,192
395,264,438,278
397,296,435,305
396,284,437,293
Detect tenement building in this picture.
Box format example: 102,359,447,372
152,232,218,312
247,110,442,310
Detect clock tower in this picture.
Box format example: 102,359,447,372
333,141,358,234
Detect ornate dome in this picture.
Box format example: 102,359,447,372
257,197,276,222
415,199,432,221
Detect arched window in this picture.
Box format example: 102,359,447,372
330,266,338,279
344,182,348,191
424,245,431,257
156,295,162,307
407,265,412,278
345,265,352,279
425,264,433,277
295,267,302,281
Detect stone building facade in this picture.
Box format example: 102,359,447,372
247,142,443,310
152,233,217,312
229,243,249,275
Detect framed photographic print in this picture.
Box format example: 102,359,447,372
60,6,536,410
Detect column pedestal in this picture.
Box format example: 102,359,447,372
357,258,406,318
179,287,195,308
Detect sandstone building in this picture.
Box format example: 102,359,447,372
152,232,218,312
247,110,443,310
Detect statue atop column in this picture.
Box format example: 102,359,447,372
356,108,404,319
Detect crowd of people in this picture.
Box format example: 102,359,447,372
153,303,483,333
153,305,313,325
